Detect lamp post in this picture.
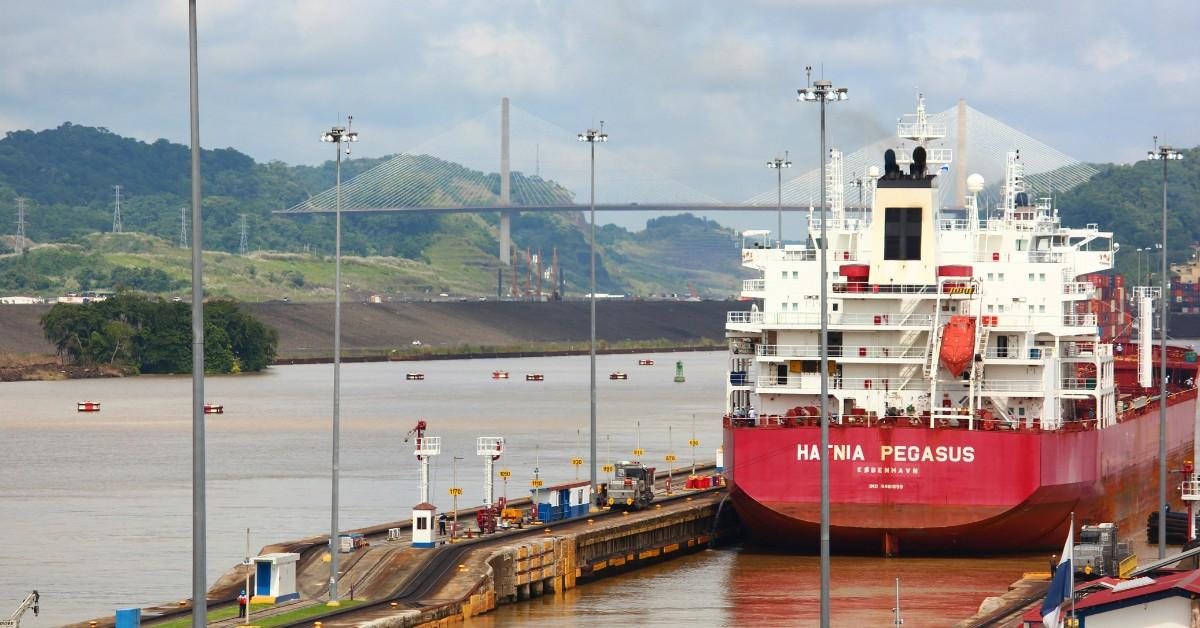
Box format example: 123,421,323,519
1148,140,1183,559
768,152,792,248
187,2,206,625
797,67,847,628
320,119,358,602
578,123,608,506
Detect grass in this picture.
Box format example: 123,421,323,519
252,600,361,627
151,603,266,628
149,600,359,628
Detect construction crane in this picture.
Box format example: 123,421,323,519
1,590,39,628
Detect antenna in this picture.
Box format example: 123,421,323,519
112,185,123,233
238,214,248,255
15,197,28,254
179,207,189,248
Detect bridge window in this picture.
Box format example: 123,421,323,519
884,207,922,260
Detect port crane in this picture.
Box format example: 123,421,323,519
1,590,39,628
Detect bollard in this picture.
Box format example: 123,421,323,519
314,622,322,628
391,602,399,609
587,519,594,525
90,622,98,628
655,504,662,509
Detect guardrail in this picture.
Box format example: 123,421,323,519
757,344,925,359
765,312,936,327
727,311,764,324
742,279,765,291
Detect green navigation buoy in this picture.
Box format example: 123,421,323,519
674,360,686,383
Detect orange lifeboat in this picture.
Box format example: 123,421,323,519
938,315,976,377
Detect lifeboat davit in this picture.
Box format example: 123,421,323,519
938,315,976,377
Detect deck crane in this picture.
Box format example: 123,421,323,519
1,590,39,628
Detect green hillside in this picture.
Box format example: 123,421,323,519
0,123,745,297
1055,147,1200,276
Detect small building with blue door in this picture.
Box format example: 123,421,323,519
250,552,300,603
532,480,591,522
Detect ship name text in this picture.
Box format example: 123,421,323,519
796,443,975,463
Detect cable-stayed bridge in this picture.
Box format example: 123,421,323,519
276,97,1099,263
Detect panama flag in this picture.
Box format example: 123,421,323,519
1040,524,1074,627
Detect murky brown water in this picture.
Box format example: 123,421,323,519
0,352,1037,625
481,548,1040,627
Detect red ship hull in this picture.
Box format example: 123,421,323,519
723,392,1198,554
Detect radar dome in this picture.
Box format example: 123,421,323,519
868,165,880,177
966,173,985,193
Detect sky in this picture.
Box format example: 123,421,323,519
1,1,1197,230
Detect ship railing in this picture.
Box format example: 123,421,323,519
747,248,862,262
973,250,1065,264
1063,313,1098,327
1061,341,1097,357
937,218,972,231
832,283,942,295
897,121,948,139
974,313,1097,329
977,380,1045,392
1063,281,1097,295
1061,378,1098,390
755,375,926,391
727,311,764,325
757,344,925,359
765,312,936,327
1182,474,1200,501
742,279,766,292
983,347,1052,360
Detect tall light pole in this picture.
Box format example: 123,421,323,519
768,152,792,248
321,119,358,602
1148,139,1183,559
578,123,607,505
186,2,206,625
1137,248,1145,287
798,67,847,628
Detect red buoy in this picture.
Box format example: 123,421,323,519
938,315,976,377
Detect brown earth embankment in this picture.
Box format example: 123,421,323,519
0,300,747,358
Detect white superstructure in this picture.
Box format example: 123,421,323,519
728,97,1118,431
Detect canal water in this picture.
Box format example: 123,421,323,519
0,352,1041,625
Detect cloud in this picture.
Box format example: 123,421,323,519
0,0,1197,231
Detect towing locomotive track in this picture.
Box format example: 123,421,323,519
274,486,728,627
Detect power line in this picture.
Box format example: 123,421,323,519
112,184,123,233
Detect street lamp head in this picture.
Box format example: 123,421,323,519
578,129,609,143
783,160,792,168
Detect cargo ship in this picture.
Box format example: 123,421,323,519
723,96,1199,555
